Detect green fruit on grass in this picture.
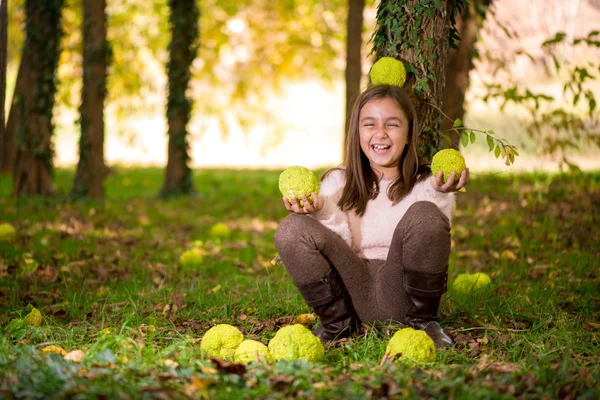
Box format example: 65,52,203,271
200,324,244,360
452,272,492,294
234,339,273,364
385,327,436,363
268,324,324,362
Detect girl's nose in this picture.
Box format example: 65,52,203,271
375,127,389,138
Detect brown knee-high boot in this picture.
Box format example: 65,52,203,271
404,268,454,348
297,269,361,342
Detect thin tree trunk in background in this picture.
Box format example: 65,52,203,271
0,0,8,173
161,0,199,197
2,41,24,175
12,0,63,196
441,1,490,149
72,0,108,198
344,0,365,152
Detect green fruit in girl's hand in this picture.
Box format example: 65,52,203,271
278,166,320,207
431,149,467,183
0,223,16,242
452,272,491,294
200,324,244,360
370,57,407,87
234,339,273,364
385,327,436,363
268,324,324,362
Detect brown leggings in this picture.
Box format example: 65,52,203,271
274,201,451,323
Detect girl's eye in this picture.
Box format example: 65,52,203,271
387,124,399,127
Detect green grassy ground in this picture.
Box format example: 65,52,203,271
0,168,599,399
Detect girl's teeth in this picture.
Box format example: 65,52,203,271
373,145,390,150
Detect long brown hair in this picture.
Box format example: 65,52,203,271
327,85,429,216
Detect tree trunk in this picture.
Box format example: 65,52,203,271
161,0,199,197
441,1,490,149
372,0,453,162
72,0,108,198
0,0,7,171
344,0,365,150
3,42,25,175
12,0,63,196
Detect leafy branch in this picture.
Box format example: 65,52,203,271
428,101,519,166
477,25,600,171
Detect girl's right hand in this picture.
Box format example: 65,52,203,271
282,193,322,214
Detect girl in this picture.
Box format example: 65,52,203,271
274,84,469,348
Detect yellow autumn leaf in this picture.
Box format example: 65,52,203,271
102,328,113,335
211,284,222,293
42,345,67,356
296,313,317,325
501,249,518,260
24,308,43,326
185,376,211,398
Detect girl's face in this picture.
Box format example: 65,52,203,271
358,97,409,180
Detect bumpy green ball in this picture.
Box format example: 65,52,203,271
431,149,467,183
278,166,320,208
370,57,407,87
200,324,244,360
0,223,16,242
268,324,324,362
234,339,273,365
179,248,204,269
385,327,436,363
209,223,231,240
452,272,492,295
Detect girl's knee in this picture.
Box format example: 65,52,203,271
396,201,450,241
274,214,309,250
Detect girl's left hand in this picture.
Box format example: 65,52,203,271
431,168,469,193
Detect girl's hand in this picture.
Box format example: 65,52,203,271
282,193,322,214
431,169,469,193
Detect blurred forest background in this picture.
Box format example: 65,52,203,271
1,0,599,187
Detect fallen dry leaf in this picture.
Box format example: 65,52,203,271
582,321,599,331
210,357,246,375
64,350,85,362
42,345,67,356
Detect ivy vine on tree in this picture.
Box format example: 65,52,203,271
370,0,517,166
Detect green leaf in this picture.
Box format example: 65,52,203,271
461,131,469,148
470,131,476,144
494,145,501,158
487,130,495,135
487,135,495,151
542,32,566,47
453,118,462,128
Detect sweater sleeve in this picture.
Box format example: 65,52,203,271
309,170,353,246
414,177,456,224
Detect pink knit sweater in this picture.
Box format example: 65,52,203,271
310,169,455,260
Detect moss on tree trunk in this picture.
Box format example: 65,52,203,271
13,0,63,196
72,0,109,198
372,0,461,162
161,0,199,197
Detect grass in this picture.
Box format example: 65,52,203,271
0,167,599,399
